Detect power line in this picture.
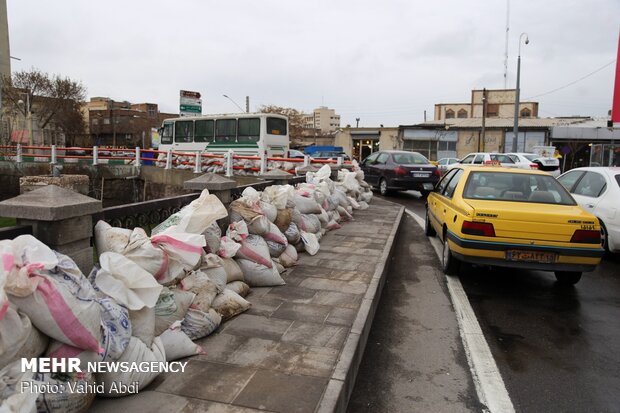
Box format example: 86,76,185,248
526,59,616,100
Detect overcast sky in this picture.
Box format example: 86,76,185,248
7,0,619,127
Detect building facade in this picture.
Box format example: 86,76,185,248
335,127,399,161
302,106,341,134
434,89,538,121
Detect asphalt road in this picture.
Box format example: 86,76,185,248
350,190,620,412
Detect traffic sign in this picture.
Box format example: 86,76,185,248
180,90,201,99
180,104,201,113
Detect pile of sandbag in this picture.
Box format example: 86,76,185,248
0,162,375,411
155,153,298,175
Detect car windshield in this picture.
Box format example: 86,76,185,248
392,152,428,165
463,171,576,205
523,154,538,162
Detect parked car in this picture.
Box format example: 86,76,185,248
557,167,620,253
447,152,518,171
360,150,440,196
311,151,351,161
425,166,604,284
505,152,561,177
436,157,459,174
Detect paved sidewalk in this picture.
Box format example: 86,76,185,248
92,198,404,413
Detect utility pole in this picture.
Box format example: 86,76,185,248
481,88,487,152
355,118,360,128
245,96,249,113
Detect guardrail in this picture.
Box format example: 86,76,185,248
0,144,352,176
0,224,33,241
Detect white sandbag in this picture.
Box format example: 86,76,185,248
94,220,132,257
8,247,102,353
284,222,301,245
266,240,287,258
181,308,222,340
263,222,288,245
226,220,249,242
179,270,220,312
236,258,285,287
158,326,204,361
333,188,351,208
203,222,222,255
317,208,330,227
279,245,298,268
347,196,361,209
326,220,342,231
34,372,96,413
221,258,244,283
151,232,206,284
247,215,270,236
236,235,273,268
261,185,294,209
301,231,320,256
121,227,168,280
274,260,286,274
0,306,48,369
199,254,228,292
294,241,306,253
97,337,166,397
361,191,373,203
151,189,228,235
0,361,39,413
337,205,354,221
154,288,195,337
129,307,156,347
218,236,241,258
274,208,293,233
211,289,251,320
357,200,370,210
261,201,278,223
3,235,58,298
295,214,321,234
226,281,250,298
293,193,322,214
96,252,163,310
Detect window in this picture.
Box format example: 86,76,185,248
473,155,485,164
161,122,173,145
376,153,389,164
572,172,607,198
363,152,379,165
486,104,499,117
457,109,468,118
557,171,585,192
174,120,194,143
442,169,464,198
194,120,214,143
267,117,287,135
403,140,436,160
238,118,260,143
436,169,458,194
392,152,428,165
215,119,237,143
520,108,532,117
463,171,576,205
490,154,514,163
445,109,455,119
460,154,475,164
438,141,457,152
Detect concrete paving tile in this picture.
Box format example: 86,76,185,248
194,333,249,363
325,307,358,327
311,290,364,309
245,286,272,300
299,277,367,295
281,321,349,349
271,302,332,324
153,360,256,403
220,313,293,341
89,390,190,413
317,251,379,264
326,246,384,257
263,284,317,303
245,296,284,317
293,265,373,282
279,270,306,286
233,370,328,413
180,399,272,412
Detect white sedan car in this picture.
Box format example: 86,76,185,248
505,152,561,177
557,167,620,253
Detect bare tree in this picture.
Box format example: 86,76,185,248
1,68,87,146
257,105,305,142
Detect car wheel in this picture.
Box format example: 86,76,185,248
554,271,582,285
441,235,460,275
599,219,609,253
425,208,436,237
379,178,390,196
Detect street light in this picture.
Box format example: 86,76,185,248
512,32,529,152
17,93,33,146
223,94,245,113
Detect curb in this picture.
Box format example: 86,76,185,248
315,202,405,413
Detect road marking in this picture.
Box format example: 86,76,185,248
405,208,515,413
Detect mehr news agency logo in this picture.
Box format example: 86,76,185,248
20,358,188,395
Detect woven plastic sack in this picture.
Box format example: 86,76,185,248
279,245,298,268
152,189,228,235
236,235,273,268
284,222,301,245
263,222,288,245
221,258,244,283
293,193,322,214
34,371,97,413
236,258,285,287
203,222,222,254
179,270,219,312
158,324,204,361
0,305,48,369
154,288,195,336
93,221,132,256
0,360,39,413
301,231,320,256
226,281,250,298
181,308,222,340
212,289,251,320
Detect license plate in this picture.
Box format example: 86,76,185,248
423,183,435,190
506,250,557,263
413,173,429,177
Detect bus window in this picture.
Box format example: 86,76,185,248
195,119,214,143
162,122,173,145
266,117,287,136
216,119,237,143
238,118,260,143
174,120,194,143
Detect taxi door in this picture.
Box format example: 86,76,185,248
428,168,461,235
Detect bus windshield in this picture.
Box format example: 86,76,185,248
267,117,287,136
162,122,173,145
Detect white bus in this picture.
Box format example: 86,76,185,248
158,113,289,156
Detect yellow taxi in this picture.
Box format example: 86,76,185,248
425,166,604,284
